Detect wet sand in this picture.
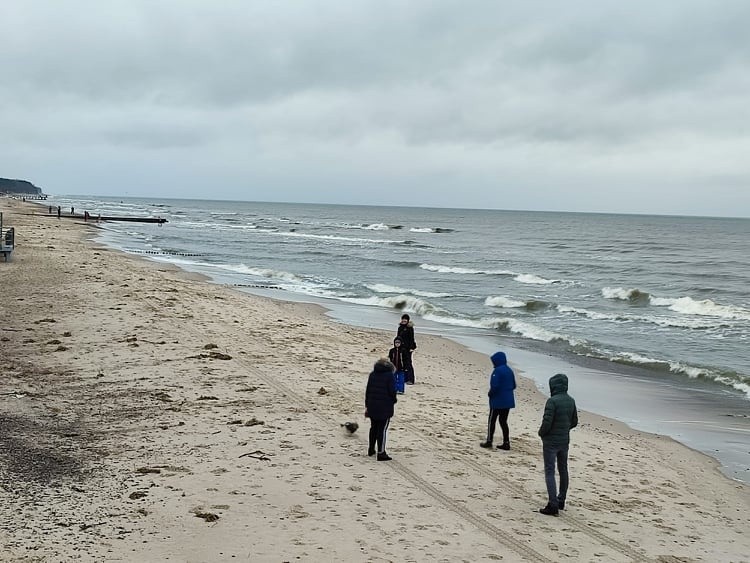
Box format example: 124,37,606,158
1,197,749,562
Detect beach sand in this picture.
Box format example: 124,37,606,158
1,198,749,562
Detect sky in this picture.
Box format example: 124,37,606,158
1,1,749,217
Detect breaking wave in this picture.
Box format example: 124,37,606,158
366,283,453,298
485,296,551,311
420,263,515,275
603,287,750,320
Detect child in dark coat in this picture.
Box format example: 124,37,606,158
388,336,406,394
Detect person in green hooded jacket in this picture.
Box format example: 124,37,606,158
538,373,578,516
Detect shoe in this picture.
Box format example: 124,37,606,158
376,452,392,461
368,448,375,457
480,441,493,448
558,499,565,510
539,505,559,516
497,443,510,450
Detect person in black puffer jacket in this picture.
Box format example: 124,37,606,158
397,314,417,384
365,358,397,461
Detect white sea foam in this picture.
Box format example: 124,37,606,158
514,273,558,285
601,287,650,301
341,222,390,230
558,305,628,322
277,231,395,245
342,294,439,316
651,296,750,321
485,296,527,308
212,263,305,282
420,313,572,344
420,263,515,275
366,283,453,298
410,227,433,233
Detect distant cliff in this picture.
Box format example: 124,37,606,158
0,178,43,195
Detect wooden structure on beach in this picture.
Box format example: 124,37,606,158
0,212,15,261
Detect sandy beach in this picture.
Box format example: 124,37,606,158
1,198,749,562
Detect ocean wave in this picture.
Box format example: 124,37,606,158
650,296,750,321
342,294,440,317
560,305,727,329
211,263,305,283
342,222,390,231
601,287,651,304
558,306,631,322
610,352,750,399
420,313,573,344
277,231,396,245
514,273,559,285
366,283,453,298
420,263,515,275
484,296,527,308
409,227,455,233
604,287,750,321
485,296,552,311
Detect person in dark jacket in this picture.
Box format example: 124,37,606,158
538,373,578,516
397,314,417,384
365,358,398,461
480,351,516,450
388,336,406,394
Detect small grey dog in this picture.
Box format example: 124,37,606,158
341,421,359,434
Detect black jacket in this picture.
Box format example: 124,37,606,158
397,321,417,351
538,373,578,446
365,359,397,420
388,339,407,372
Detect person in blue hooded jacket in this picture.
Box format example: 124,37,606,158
480,351,516,450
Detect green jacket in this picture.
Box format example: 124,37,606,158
538,373,578,447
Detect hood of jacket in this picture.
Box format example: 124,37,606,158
374,358,395,374
549,373,568,395
491,351,507,368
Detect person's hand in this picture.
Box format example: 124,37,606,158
364,409,369,418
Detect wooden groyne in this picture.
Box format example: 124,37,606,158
41,208,168,224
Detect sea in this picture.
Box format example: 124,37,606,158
43,196,750,483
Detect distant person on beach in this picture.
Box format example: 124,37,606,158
57,206,61,219
71,206,74,215
397,313,417,384
538,373,578,516
48,205,52,214
365,358,397,461
388,336,406,394
480,351,516,450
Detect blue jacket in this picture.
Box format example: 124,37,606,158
488,352,516,409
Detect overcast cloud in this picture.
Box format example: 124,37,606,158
1,0,749,216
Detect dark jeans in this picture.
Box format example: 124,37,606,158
369,418,391,453
543,443,569,509
403,350,415,383
486,408,510,444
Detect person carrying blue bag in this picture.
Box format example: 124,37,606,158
388,336,406,394
480,351,516,450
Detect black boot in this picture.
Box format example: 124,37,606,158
376,452,392,461
480,441,493,448
539,504,559,516
497,442,510,450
